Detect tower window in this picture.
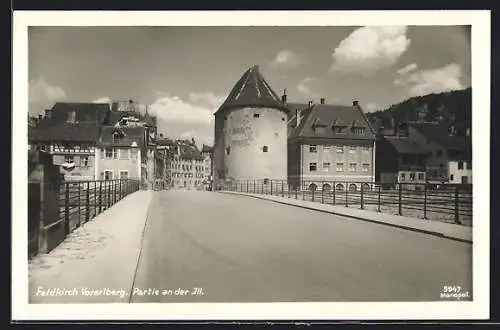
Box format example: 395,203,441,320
253,113,260,118
282,117,285,121
263,146,268,152
225,147,230,155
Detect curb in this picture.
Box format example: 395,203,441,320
128,191,155,302
219,191,472,244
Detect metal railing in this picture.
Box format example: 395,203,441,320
58,179,141,235
216,179,473,226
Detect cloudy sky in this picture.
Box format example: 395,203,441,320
29,26,471,146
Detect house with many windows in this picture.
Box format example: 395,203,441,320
28,102,110,181
201,144,214,190
406,122,472,184
286,97,376,191
170,139,205,189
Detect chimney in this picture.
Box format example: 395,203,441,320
44,109,51,119
352,100,359,107
308,100,313,108
320,97,325,104
295,109,302,128
281,88,287,104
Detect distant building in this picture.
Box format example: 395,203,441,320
213,65,288,187
201,144,214,190
170,139,204,189
375,136,429,188
28,102,110,181
407,122,472,184
287,98,377,192
156,135,175,187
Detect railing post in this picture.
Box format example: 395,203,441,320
253,180,256,193
99,181,102,213
312,185,315,202
360,182,364,209
270,180,273,195
398,183,403,216
78,182,81,227
64,183,69,235
114,180,118,204
321,182,324,204
281,180,284,197
332,181,336,205
345,182,348,207
107,180,111,208
454,185,461,225
377,183,381,212
423,183,428,219
94,181,97,218
119,179,122,199
86,181,90,222
247,180,249,193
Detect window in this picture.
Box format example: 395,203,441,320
400,173,406,181
131,148,138,159
113,132,122,144
410,172,416,181
351,127,365,135
282,117,285,121
458,161,464,169
323,162,330,170
309,162,317,172
81,156,89,167
450,174,454,181
336,183,344,191
104,170,113,180
119,148,130,160
67,111,76,123
336,145,344,153
362,146,370,153
466,161,472,169
336,163,344,172
333,126,346,134
253,113,260,118
323,145,331,152
263,146,268,152
226,147,230,155
64,155,74,163
349,146,356,153
119,171,129,180
349,163,357,172
105,148,113,159
309,145,317,153
418,173,425,181
100,148,105,159
362,163,369,172
461,176,468,184
349,184,357,192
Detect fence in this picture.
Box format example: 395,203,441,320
28,179,140,259
216,179,473,226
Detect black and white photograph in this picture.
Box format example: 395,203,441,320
12,10,490,320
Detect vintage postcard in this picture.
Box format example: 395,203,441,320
12,10,490,321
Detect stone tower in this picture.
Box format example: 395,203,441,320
213,65,288,185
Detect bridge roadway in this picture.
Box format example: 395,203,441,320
130,189,472,302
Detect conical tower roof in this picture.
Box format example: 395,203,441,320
216,65,287,114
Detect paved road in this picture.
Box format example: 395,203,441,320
131,190,472,302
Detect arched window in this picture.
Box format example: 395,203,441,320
322,183,332,191
335,183,344,191
309,183,318,191
362,183,371,191
349,183,357,192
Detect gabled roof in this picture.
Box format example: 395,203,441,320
384,136,429,155
174,140,204,161
46,102,109,124
98,126,146,147
408,122,470,151
216,65,287,114
287,103,376,141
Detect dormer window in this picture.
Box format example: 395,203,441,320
67,111,76,123
113,131,124,144
333,126,346,134
351,127,366,135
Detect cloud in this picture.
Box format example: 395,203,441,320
29,77,67,104
93,97,112,104
395,63,464,96
148,92,226,147
397,63,418,75
269,49,303,69
297,77,321,99
364,102,380,112
329,26,411,75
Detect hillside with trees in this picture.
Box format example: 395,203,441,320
366,87,472,134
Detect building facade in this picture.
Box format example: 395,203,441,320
201,144,214,190
287,99,376,191
213,65,288,187
28,102,110,181
170,139,205,189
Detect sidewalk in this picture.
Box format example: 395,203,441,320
220,191,472,244
28,190,154,303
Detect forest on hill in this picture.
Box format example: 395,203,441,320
366,87,472,132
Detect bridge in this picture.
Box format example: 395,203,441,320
28,188,472,303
